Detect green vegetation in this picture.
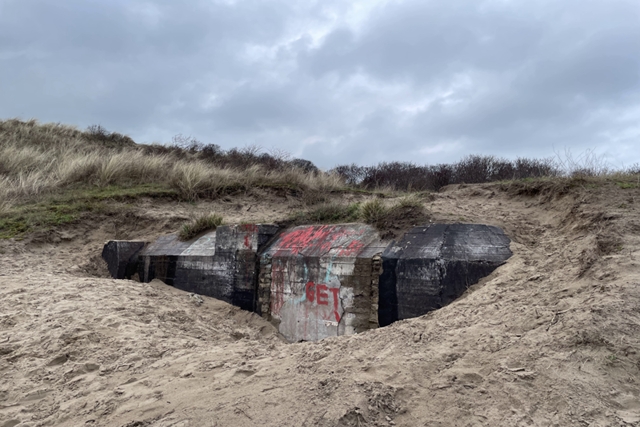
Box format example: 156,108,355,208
0,198,102,239
360,199,387,224
0,184,174,239
178,213,224,241
287,202,362,225
286,195,430,235
0,119,343,209
616,181,638,189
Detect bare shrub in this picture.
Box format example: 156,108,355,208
290,158,319,174
332,155,561,192
85,125,135,149
332,164,365,186
198,144,223,161
171,134,202,150
554,148,610,177
626,163,640,175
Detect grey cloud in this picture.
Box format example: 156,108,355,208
0,0,638,169
295,0,640,167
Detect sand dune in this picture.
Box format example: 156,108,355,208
1,181,639,426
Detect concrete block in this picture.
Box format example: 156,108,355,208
136,225,280,312
101,240,146,279
378,223,512,326
261,224,388,342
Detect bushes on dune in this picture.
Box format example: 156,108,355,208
332,155,561,192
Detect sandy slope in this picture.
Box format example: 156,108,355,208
1,182,639,427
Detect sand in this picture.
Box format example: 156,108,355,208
1,181,639,426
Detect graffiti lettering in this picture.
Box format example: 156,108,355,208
329,287,339,310
306,281,315,302
316,284,328,305
304,281,342,323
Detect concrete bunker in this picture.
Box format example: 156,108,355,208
137,224,279,312
259,224,387,342
378,223,512,327
102,222,512,342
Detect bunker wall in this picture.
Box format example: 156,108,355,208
138,224,279,311
260,224,387,342
379,223,512,327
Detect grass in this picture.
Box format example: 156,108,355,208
0,119,344,208
286,195,430,235
0,199,103,239
178,213,224,241
0,184,174,239
2,118,638,239
287,202,362,225
360,199,387,224
616,181,638,189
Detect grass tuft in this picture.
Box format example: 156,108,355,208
616,181,638,189
178,213,224,241
287,202,361,225
286,196,430,239
360,199,388,224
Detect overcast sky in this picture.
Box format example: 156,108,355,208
1,0,638,169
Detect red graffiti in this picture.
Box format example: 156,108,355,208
304,281,341,323
272,225,368,257
239,224,258,249
316,284,328,305
330,287,340,322
339,239,365,256
270,260,287,315
329,288,339,309
306,281,315,302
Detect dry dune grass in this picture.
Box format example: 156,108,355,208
2,119,637,210
0,119,344,208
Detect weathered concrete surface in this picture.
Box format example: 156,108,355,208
138,224,279,311
101,240,146,279
378,223,512,327
261,224,387,342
